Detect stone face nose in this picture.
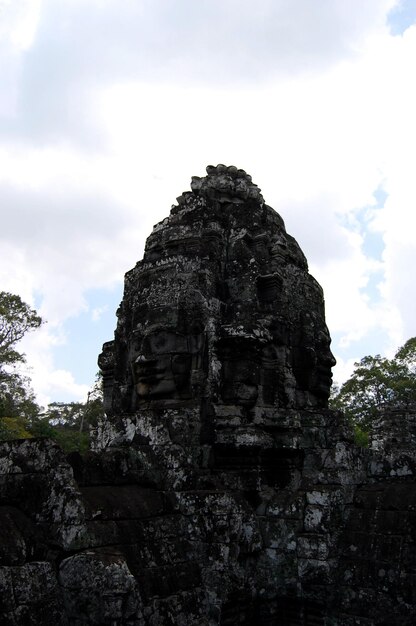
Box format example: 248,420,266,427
327,351,337,367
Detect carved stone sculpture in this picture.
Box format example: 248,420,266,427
90,164,343,621
100,164,335,426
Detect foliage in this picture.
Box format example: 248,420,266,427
51,428,90,454
0,291,43,429
353,423,369,448
395,336,416,372
0,291,42,367
0,380,104,452
0,416,33,441
34,373,105,453
41,374,104,431
28,415,58,438
0,371,40,421
330,338,416,438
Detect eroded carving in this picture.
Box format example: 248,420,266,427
131,321,205,400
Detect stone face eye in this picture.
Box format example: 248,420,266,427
145,332,171,354
143,332,190,355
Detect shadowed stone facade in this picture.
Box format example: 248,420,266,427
1,166,415,625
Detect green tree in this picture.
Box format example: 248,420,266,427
0,371,40,421
81,372,105,431
0,415,33,441
0,292,42,431
42,401,85,428
0,291,42,367
38,374,105,453
330,338,416,436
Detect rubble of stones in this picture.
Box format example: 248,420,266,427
1,165,416,625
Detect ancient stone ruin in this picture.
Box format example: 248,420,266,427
1,165,416,625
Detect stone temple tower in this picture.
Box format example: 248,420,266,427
98,164,336,460
92,164,342,623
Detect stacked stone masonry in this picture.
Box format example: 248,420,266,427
1,166,415,625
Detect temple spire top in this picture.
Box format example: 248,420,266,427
190,163,264,204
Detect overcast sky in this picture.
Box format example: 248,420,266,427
1,0,415,407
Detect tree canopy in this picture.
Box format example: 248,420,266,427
330,337,416,435
0,291,43,429
0,291,42,367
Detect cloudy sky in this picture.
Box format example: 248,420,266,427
1,0,415,407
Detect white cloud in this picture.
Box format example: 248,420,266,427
91,306,108,322
0,0,400,147
1,0,416,402
17,323,88,408
331,355,361,389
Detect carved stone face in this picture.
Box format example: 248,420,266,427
293,315,336,401
308,326,336,398
132,326,205,400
